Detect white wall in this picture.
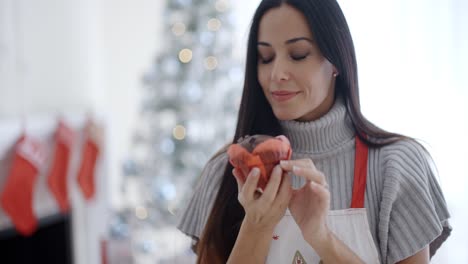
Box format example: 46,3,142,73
0,0,165,263
99,0,166,210
0,0,165,209
0,0,101,116
339,1,468,262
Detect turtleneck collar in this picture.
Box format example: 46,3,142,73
279,97,355,154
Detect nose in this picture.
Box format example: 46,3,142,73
271,59,290,83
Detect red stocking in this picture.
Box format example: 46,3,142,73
47,120,74,212
77,121,101,200
0,135,45,236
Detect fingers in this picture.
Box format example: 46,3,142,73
280,159,325,185
240,167,260,201
260,165,283,204
308,180,330,203
280,158,316,171
292,166,326,185
236,165,293,209
289,179,330,209
275,171,292,206
311,181,329,194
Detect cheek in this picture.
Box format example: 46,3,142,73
301,64,332,94
257,67,270,92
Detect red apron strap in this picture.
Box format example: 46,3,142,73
350,136,368,209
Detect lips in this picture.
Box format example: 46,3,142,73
271,91,299,102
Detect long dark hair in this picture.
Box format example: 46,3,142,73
196,0,407,262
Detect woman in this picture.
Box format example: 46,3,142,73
177,0,451,263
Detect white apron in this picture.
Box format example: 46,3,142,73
266,137,380,264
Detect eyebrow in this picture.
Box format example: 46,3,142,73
257,37,314,46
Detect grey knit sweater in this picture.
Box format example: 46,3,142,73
177,98,451,264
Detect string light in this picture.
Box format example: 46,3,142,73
215,0,229,12
171,22,186,36
135,206,148,220
204,56,218,70
207,18,221,31
178,49,192,63
173,125,186,140
168,203,176,215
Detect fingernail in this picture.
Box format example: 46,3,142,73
274,165,282,174
252,167,260,176
280,160,288,166
292,166,301,173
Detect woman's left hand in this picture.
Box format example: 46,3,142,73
280,158,331,244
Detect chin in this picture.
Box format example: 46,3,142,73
272,109,300,121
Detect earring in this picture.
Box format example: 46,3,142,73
333,72,338,77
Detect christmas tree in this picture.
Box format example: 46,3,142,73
109,0,243,262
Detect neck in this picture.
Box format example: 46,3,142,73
296,86,336,122
279,97,355,154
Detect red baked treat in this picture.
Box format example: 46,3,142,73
227,135,292,191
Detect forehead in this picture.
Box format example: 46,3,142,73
258,4,313,41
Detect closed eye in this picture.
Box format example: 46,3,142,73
258,52,309,64
259,56,274,64
291,53,309,61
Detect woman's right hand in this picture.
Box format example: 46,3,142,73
232,165,292,233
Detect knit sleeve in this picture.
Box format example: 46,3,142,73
379,139,451,264
176,152,228,240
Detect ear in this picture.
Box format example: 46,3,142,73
332,65,339,76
